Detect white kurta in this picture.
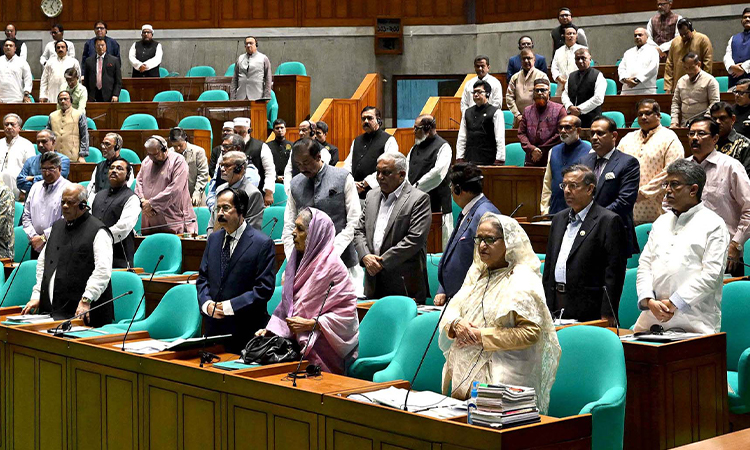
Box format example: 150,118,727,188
40,40,75,66
551,44,585,84
460,74,503,114
618,45,660,94
0,55,32,103
0,136,36,198
39,56,80,102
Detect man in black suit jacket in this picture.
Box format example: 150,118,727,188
83,37,122,102
197,188,276,352
542,164,628,324
579,116,641,256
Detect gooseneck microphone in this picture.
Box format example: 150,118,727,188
449,117,461,127
510,203,524,218
51,290,134,335
603,286,621,337
185,44,198,101
121,255,164,350
290,281,334,387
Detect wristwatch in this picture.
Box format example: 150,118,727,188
81,297,92,304
731,241,743,252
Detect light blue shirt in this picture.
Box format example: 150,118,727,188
554,201,594,283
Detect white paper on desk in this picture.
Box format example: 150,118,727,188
418,305,444,313
6,314,54,323
349,386,465,414
636,332,704,342
45,326,95,334
552,319,578,326
116,339,170,354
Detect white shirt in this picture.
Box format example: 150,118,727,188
646,14,683,53
455,106,506,161
551,44,585,83
406,140,452,193
0,135,35,197
554,201,593,283
373,181,407,254
634,203,729,334
128,42,163,71
344,134,400,188
14,43,27,62
91,192,141,244
282,147,331,194
618,44,660,94
40,40,75,66
562,71,607,114
460,74,503,114
39,55,80,102
200,221,247,317
458,193,485,229
281,168,361,259
30,228,113,304
724,35,750,74
0,54,32,103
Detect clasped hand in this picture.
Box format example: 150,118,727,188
362,254,384,276
285,316,315,334
647,298,676,323
453,319,482,348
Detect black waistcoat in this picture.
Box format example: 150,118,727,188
91,185,137,269
407,135,451,213
351,128,390,182
267,139,292,176
567,68,603,127
132,40,160,77
11,39,24,57
465,103,498,165
244,138,265,189
93,159,113,193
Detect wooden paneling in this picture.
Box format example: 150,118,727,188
226,395,319,450
421,97,461,131
219,0,298,28
325,417,432,450
135,0,215,29
481,166,546,219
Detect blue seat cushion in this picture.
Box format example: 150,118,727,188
728,371,750,414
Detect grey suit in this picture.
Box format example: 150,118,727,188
206,177,264,235
354,181,432,303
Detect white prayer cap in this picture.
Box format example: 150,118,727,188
233,117,251,128
223,121,234,129
141,24,154,32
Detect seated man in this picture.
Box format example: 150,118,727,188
540,115,591,215
634,159,728,334
518,79,566,167
456,80,505,165
561,48,606,128
197,188,276,352
22,184,114,327
168,127,208,206
670,52,720,127
16,129,70,197
506,49,549,127
206,151,264,235
47,91,88,162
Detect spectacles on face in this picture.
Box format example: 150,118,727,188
221,144,234,150
558,124,575,131
661,181,687,190
100,142,114,148
533,88,549,93
95,26,106,30
559,182,583,190
216,205,235,214
376,169,394,177
473,236,503,245
413,125,429,131
734,90,750,96
472,90,486,97
40,166,58,173
687,130,711,138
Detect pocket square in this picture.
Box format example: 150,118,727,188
605,172,615,180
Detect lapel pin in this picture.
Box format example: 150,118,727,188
580,230,586,237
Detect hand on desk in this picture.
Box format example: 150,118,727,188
21,298,40,315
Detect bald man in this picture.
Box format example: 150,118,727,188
619,27,661,94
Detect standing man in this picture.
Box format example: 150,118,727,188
135,136,198,235
733,79,750,139
209,122,235,177
16,130,71,196
21,152,70,257
233,117,275,206
315,121,339,166
506,49,550,127
284,120,333,192
91,158,140,269
128,25,162,78
633,159,728,334
86,132,134,199
456,80,505,166
4,24,27,60
60,68,87,113
47,91,89,163
81,21,120,66
664,18,713,93
40,24,74,67
460,55,503,114
169,127,209,207
284,138,363,293
267,119,292,181
39,41,80,104
0,39,31,103
551,26,585,94
197,188,276,353
619,27,661,95
83,37,122,102
519,79,568,167
542,165,628,324
344,106,400,199
231,36,272,101
0,113,36,199
22,184,114,326
506,36,548,80
646,0,682,59
724,8,750,89
206,151,264,234
711,101,750,175
206,133,261,210
619,99,684,224
562,48,606,128
685,117,750,276
551,7,589,54
579,116,641,256
354,153,432,303
670,53,720,127
434,163,500,306
406,114,453,247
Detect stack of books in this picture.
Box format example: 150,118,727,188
469,383,541,428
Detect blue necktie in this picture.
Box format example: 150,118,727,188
221,235,232,277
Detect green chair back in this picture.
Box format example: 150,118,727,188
348,296,418,380
744,244,750,276
13,226,30,262
178,116,213,149
118,284,201,340
0,260,38,307
626,223,652,268
262,206,285,240
118,89,131,103
505,142,525,167
656,78,665,94
119,148,141,164
121,114,158,130
111,271,145,324
197,90,229,101
134,212,141,234
193,207,210,235
21,115,48,131
275,259,287,286
133,233,182,274
152,90,184,102
224,63,235,76
186,66,216,77
549,326,627,450
267,91,279,129
267,286,283,315
452,199,461,229
722,282,750,372
716,76,729,93
503,110,514,129
86,147,104,163
426,253,442,304
274,61,307,76
78,181,90,189
618,268,639,329
87,117,97,130
602,111,625,129
373,312,445,393
273,183,287,206
550,82,558,97
605,78,617,96
631,113,670,128
159,67,169,78
14,202,23,226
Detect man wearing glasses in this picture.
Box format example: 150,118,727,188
733,79,750,138
456,79,505,166
85,132,133,199
128,24,162,78
16,129,70,199
710,101,750,176
540,115,591,215
39,24,74,67
206,151,264,235
81,21,120,66
519,79,567,167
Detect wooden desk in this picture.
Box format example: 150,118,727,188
480,166,545,219
520,221,551,254
623,333,729,449
673,427,750,449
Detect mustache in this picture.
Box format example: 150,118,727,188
217,216,227,223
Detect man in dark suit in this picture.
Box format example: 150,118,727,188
542,164,628,324
354,152,432,303
83,37,122,102
197,188,276,352
579,116,641,256
434,163,500,305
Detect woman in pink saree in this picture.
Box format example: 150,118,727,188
257,208,359,374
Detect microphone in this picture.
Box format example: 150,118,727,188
51,290,134,335
531,214,554,221
280,41,286,64
138,219,196,232
234,39,240,63
0,242,32,309
290,281,334,387
401,275,409,298
262,217,279,238
185,44,198,101
121,255,164,350
199,294,220,368
117,233,134,272
90,112,107,123
728,257,750,270
509,203,523,218
449,117,461,127
602,286,621,337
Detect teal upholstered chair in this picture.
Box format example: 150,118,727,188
536,253,545,260
133,233,182,275
426,253,442,304
721,281,750,415
275,62,307,76
121,114,158,130
550,82,558,97
744,245,750,276
272,183,287,206
133,212,141,234
111,271,146,324
267,91,279,129
549,326,627,450
0,260,38,307
631,113,670,128
178,115,213,148
267,286,283,315
275,259,287,286
503,110,514,129
618,268,639,330
626,223,652,269
505,142,525,167
197,90,229,101
262,206,284,240
716,76,729,93
224,63,235,76
118,89,131,102
193,207,210,235
13,226,30,262
159,67,170,78
452,199,461,228
152,90,184,102
605,78,617,95
119,148,141,164
656,78,665,94
14,202,23,226
21,115,48,131
87,117,97,130
85,147,104,163
348,296,418,381
602,111,626,128
186,66,216,77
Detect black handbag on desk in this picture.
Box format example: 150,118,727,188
241,335,300,365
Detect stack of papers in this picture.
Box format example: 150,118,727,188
5,314,55,324
348,386,465,418
552,318,578,326
417,305,444,314
472,384,540,428
116,339,170,354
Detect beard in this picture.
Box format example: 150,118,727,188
414,135,427,146
561,133,579,145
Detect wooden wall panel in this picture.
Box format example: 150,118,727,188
134,0,215,29
219,0,298,28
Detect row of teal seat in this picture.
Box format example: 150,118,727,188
159,61,307,78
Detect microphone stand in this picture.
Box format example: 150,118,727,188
603,286,622,337
290,282,334,387
121,255,164,350
51,290,134,336
138,219,196,233
185,44,198,101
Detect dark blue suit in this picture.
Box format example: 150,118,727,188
197,224,276,352
507,54,548,80
437,196,500,299
578,149,640,256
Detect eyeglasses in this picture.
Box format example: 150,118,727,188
36,139,48,144
473,236,503,245
221,144,235,150
472,90,486,97
216,205,235,213
100,142,114,148
376,169,394,177
533,88,549,93
94,27,106,30
734,90,750,96
687,130,711,137
559,182,583,190
661,181,688,190
40,166,58,173
558,124,575,131
413,125,429,131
